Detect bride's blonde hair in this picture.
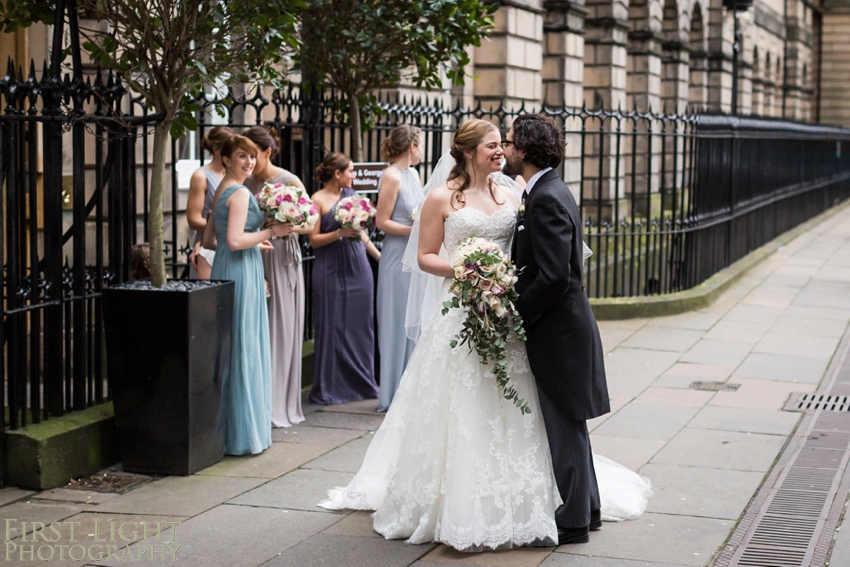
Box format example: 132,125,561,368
447,119,503,209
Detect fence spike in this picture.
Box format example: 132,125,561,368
27,59,37,83
5,56,13,80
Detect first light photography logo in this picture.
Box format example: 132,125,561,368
4,519,182,562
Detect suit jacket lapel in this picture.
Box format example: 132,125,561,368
524,169,559,202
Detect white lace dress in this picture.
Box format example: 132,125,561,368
320,206,559,550
318,205,651,550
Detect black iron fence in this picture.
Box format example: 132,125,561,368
3,61,850,484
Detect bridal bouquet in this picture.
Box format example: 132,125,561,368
334,195,376,240
255,183,319,239
441,237,530,414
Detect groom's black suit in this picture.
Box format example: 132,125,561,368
512,168,610,531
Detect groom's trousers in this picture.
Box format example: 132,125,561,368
536,384,601,530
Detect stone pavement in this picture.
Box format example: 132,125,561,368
5,203,850,567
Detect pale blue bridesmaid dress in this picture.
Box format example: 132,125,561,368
210,184,272,455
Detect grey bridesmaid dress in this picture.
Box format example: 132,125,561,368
376,167,424,411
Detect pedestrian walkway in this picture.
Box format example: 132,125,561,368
4,202,850,567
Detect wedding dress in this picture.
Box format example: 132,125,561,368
319,205,561,550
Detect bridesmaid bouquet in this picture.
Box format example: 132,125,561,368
441,237,530,414
255,183,319,239
334,195,376,241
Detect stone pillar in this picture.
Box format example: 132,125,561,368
582,0,629,218
820,1,850,125
661,43,690,113
543,0,588,200
688,5,709,109
473,2,545,110
705,6,734,112
627,32,663,111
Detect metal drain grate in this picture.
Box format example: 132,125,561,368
766,490,829,517
689,381,741,392
65,472,152,494
781,467,837,492
784,393,850,412
750,516,818,548
737,547,807,567
805,432,850,450
793,448,844,469
813,411,850,431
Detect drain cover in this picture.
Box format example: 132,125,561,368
784,393,850,413
689,381,741,392
65,472,152,494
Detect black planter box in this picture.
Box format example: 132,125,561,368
103,280,235,475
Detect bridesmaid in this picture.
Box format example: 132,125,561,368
243,125,309,428
204,135,293,455
309,152,381,405
374,125,425,412
187,126,234,279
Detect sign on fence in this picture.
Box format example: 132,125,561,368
353,162,387,194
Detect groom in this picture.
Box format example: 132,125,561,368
505,114,610,545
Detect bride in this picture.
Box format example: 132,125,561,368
319,119,651,551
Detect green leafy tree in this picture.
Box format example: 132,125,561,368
1,0,304,286
296,0,498,162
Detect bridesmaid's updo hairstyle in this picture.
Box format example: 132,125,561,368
447,119,501,209
315,152,352,184
381,125,422,162
200,126,235,153
220,135,259,168
243,124,281,157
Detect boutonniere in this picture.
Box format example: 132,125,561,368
515,204,526,232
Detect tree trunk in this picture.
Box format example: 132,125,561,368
148,121,170,287
348,92,363,162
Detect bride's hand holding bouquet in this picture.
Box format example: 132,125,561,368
441,236,529,414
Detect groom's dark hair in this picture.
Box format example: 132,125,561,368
512,114,565,169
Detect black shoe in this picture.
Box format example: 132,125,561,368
590,509,602,531
557,526,589,545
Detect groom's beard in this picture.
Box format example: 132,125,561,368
503,153,524,177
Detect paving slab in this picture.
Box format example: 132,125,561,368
688,405,801,436
0,501,83,536
588,436,667,472
639,463,765,520
597,319,648,331
782,305,850,322
317,398,381,415
752,332,839,359
599,328,636,354
322,510,380,538
643,311,724,332
95,475,266,516
702,321,771,344
92,505,338,567
196,441,329,479
827,504,850,567
739,289,796,309
794,282,850,309
592,405,700,441
0,488,34,507
553,512,731,567
770,314,849,338
732,352,829,384
709,378,816,410
302,410,385,431
541,555,691,567
420,544,554,566
301,435,374,473
631,388,714,408
679,339,752,366
272,425,365,446
653,363,737,390
721,304,785,325
262,533,433,567
621,327,703,353
650,428,787,472
30,487,119,505
3,512,188,567
228,468,353,513
602,349,680,383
